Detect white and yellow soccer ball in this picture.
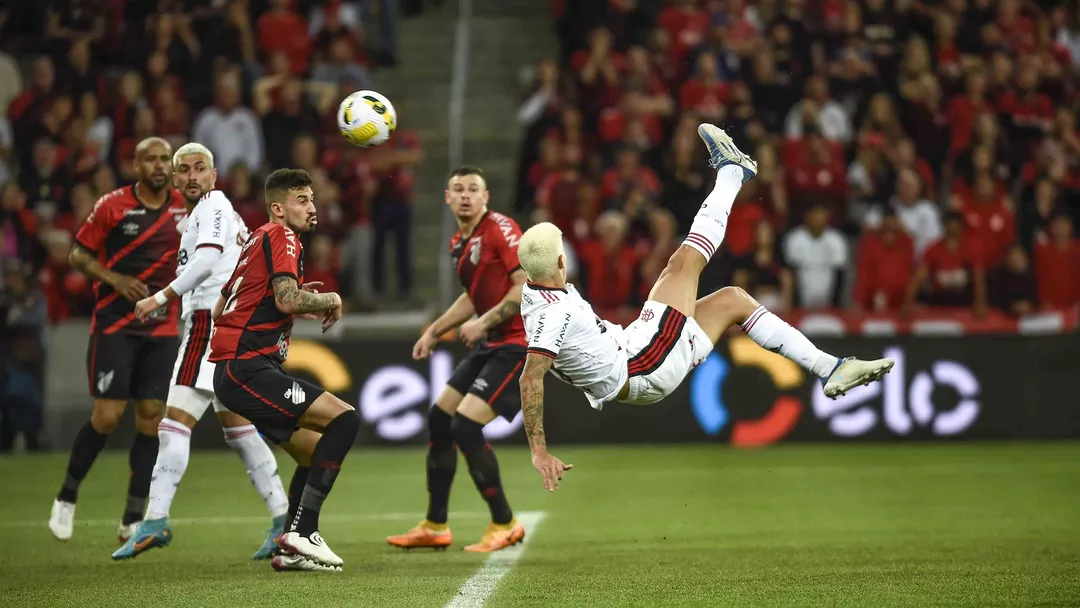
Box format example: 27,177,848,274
337,90,397,147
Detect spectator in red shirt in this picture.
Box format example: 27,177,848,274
304,234,342,298
573,27,625,116
784,127,848,221
8,56,56,144
638,207,680,303
678,51,728,121
990,243,1039,317
257,0,313,75
854,208,915,312
578,210,639,321
945,70,991,157
657,0,709,68
905,212,988,313
1033,213,1080,308
957,174,1015,268
600,147,660,204
597,89,663,147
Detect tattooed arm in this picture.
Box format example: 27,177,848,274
271,276,341,315
477,269,526,330
520,352,573,491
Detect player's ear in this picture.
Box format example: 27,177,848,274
211,168,218,185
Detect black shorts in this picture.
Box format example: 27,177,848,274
446,343,526,420
213,357,323,444
86,332,178,401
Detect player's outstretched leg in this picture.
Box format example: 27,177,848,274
119,399,165,542
692,287,894,397
644,124,758,319
50,399,125,541
453,398,524,553
386,396,458,550
276,393,359,568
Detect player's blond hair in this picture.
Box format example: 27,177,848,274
172,142,214,169
518,222,565,281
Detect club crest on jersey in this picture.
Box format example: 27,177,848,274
640,309,655,322
122,222,139,236
469,238,482,265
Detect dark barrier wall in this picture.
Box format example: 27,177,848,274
47,333,1080,449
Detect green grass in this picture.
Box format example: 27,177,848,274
1,443,1079,607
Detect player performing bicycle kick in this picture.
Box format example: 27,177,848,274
516,124,895,491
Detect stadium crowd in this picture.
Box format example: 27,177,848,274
516,0,1080,325
0,0,414,450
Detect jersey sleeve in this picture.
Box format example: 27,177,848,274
74,195,120,253
491,218,523,275
195,195,230,251
526,304,573,359
265,225,301,281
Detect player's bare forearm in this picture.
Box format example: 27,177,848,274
271,276,337,314
478,272,525,330
429,292,476,337
69,245,119,287
520,353,553,453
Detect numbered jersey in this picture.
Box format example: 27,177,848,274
209,222,304,364
520,282,628,410
176,190,249,319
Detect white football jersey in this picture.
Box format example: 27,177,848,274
521,282,628,410
175,190,248,318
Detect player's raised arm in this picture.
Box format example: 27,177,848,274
520,351,572,491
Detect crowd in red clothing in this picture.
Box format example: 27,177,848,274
516,0,1080,325
1,0,418,325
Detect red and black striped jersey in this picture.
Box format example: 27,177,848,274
209,222,305,364
449,211,527,346
74,185,186,336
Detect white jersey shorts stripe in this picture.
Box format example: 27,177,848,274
170,310,216,393
622,301,713,406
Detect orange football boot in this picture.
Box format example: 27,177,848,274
463,519,525,553
386,521,453,550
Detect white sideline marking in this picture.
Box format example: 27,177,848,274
444,511,547,608
6,511,488,528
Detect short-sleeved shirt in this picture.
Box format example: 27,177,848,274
520,281,626,409
74,185,186,336
209,222,305,363
450,211,527,346
176,189,249,319
922,239,981,295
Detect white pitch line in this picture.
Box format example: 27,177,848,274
2,511,489,528
444,511,547,608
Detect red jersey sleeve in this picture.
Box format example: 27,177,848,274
74,195,121,253
266,225,301,280
490,215,524,275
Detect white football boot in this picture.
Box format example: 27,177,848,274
49,499,75,541
271,553,342,573
277,531,343,567
823,357,895,398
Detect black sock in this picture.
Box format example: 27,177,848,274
451,414,513,525
57,421,109,503
285,465,310,526
425,407,457,524
123,433,159,525
291,412,359,536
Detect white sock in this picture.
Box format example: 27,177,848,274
683,165,744,262
224,425,288,519
742,305,839,378
145,418,191,520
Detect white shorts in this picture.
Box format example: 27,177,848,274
621,300,713,406
168,310,223,418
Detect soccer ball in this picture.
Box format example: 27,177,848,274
337,90,397,147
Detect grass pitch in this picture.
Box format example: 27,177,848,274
1,443,1078,607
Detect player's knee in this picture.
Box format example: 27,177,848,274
716,286,758,320
134,401,165,434
90,400,125,434
428,406,454,442
165,407,198,429
663,247,701,277
449,413,485,445
327,407,360,439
